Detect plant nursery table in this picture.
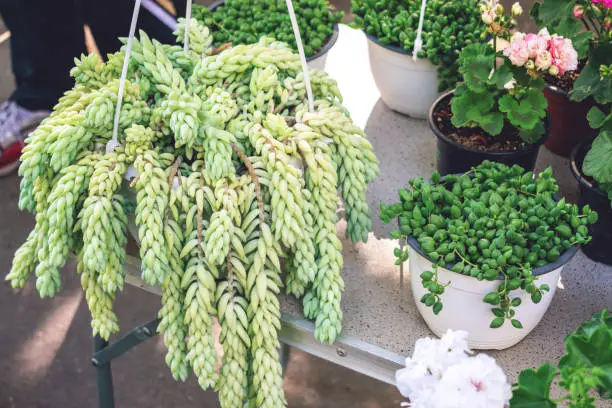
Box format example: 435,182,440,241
93,25,612,408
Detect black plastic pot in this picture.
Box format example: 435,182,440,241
208,0,339,62
428,91,550,175
570,141,612,265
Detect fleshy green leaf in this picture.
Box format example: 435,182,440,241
499,91,546,132
583,132,612,184
559,310,612,398
586,107,610,130
570,44,612,105
480,112,505,136
510,363,557,408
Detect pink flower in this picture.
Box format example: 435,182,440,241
525,33,548,58
535,50,552,70
593,0,612,7
503,34,530,66
573,5,585,17
548,35,578,74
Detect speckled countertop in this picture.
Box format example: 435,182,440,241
278,25,612,385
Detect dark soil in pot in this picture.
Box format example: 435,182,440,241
570,141,612,266
429,91,549,175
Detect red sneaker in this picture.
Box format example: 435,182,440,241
0,101,49,177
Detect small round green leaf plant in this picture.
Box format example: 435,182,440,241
351,0,485,91
192,0,343,57
380,161,598,329
451,1,579,144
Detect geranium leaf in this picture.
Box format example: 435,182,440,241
499,93,543,131
583,132,612,184
570,31,594,60
519,122,546,144
570,44,612,104
479,112,504,136
586,107,611,130
510,363,557,408
559,309,612,398
489,63,514,90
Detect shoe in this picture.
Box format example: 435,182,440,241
0,101,49,177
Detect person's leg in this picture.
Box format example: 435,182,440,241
0,0,85,175
0,0,86,110
85,0,185,58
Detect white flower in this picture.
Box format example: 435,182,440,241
395,330,510,408
535,50,552,70
511,2,523,16
428,354,512,408
481,9,496,25
396,362,439,399
538,27,551,41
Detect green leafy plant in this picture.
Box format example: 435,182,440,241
192,0,343,57
449,0,579,144
351,0,485,91
510,309,612,407
380,161,597,328
574,59,612,205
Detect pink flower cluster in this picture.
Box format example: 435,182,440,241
593,0,612,9
503,28,578,75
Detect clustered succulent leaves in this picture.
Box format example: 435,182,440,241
510,309,612,407
351,0,485,91
192,0,343,58
5,18,380,408
380,161,597,329
451,2,579,144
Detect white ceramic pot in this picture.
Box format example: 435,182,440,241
366,35,440,119
307,25,339,71
408,237,578,350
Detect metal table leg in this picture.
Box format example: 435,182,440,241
91,319,159,408
93,335,115,408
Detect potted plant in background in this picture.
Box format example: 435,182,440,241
511,309,611,407
380,161,597,349
351,0,484,118
531,0,611,157
192,0,343,70
570,57,612,265
428,1,579,175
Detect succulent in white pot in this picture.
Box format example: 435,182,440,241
381,161,598,349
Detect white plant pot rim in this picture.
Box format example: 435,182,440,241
365,33,420,59
406,235,579,279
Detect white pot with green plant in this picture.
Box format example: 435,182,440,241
351,0,485,118
381,161,597,349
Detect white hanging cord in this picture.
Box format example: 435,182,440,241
183,0,192,52
413,0,428,62
285,0,314,112
108,0,142,154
